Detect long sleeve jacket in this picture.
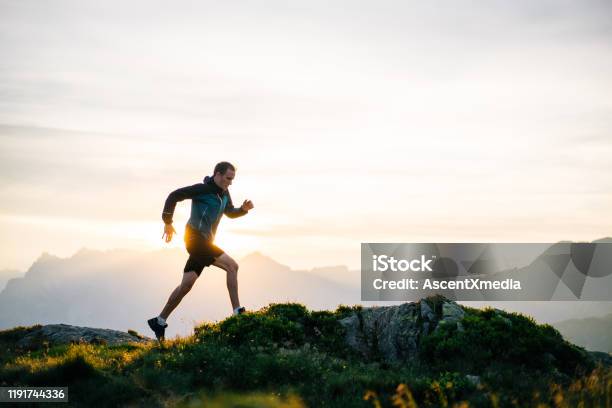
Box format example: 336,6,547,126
162,176,247,241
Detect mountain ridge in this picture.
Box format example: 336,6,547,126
1,296,609,407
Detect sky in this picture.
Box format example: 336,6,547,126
1,0,611,272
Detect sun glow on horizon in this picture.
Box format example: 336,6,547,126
1,1,612,272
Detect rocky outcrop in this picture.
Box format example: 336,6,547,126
16,324,151,349
339,295,465,363
339,295,612,370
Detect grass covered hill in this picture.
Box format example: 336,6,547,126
0,295,610,407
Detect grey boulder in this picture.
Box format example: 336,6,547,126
16,324,151,349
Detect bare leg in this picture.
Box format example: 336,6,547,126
213,253,240,310
159,271,198,320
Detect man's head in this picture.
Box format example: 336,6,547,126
212,161,236,191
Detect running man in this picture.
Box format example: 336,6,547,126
148,161,254,341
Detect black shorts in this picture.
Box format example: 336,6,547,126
183,226,224,276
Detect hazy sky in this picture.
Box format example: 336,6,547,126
1,0,611,272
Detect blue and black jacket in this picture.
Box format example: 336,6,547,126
162,176,247,241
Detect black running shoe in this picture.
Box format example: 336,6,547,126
147,317,167,341
236,307,246,315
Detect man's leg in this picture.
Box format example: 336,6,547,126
159,271,199,320
213,253,240,310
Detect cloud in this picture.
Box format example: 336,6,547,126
1,1,612,271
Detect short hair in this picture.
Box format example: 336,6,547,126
213,161,236,176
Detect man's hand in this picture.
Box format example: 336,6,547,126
241,199,254,212
162,223,176,243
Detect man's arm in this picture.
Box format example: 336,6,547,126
224,191,250,219
162,183,206,224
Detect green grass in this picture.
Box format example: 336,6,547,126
0,299,609,407
420,305,594,377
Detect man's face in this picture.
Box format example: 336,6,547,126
214,169,235,191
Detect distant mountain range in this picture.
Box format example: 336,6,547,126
0,248,359,339
1,246,610,351
554,313,612,353
0,269,22,292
